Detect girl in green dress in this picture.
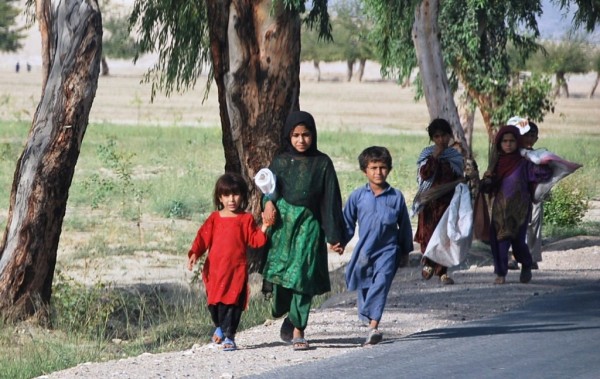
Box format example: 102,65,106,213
262,111,347,351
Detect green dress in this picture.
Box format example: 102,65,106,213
263,151,346,296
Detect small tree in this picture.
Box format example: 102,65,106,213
300,0,373,82
101,12,139,76
526,38,590,98
0,0,25,52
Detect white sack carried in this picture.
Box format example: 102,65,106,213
254,168,276,195
424,183,473,267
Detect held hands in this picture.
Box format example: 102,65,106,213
263,201,277,227
329,242,344,255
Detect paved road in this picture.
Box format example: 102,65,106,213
248,281,600,379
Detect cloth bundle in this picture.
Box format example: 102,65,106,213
521,148,583,202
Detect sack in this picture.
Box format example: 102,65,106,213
424,183,473,267
473,191,490,243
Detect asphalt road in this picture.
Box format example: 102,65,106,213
247,281,600,379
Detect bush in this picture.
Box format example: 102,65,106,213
543,180,589,227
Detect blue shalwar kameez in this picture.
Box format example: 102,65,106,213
343,183,413,323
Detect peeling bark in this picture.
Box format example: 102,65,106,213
0,0,102,321
206,0,301,214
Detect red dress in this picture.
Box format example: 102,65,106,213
188,211,267,307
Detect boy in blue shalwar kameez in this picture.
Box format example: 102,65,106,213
342,146,413,345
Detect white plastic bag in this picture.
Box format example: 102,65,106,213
424,183,473,267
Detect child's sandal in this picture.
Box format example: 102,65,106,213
222,337,237,351
212,327,224,344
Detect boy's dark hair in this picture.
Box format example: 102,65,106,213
527,121,539,135
213,172,249,211
427,118,453,140
358,146,393,171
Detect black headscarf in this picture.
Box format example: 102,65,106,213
282,111,320,156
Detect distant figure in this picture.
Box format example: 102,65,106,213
27,63,31,72
15,62,20,73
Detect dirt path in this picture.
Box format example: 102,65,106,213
39,232,600,379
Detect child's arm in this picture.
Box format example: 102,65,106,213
187,254,198,271
263,200,277,226
260,211,274,232
186,215,213,271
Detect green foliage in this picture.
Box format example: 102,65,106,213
82,137,145,215
301,0,373,63
129,0,212,99
0,0,24,52
363,0,556,129
553,0,600,32
103,14,139,59
544,179,589,227
362,0,416,83
526,38,591,75
492,73,555,126
51,271,119,339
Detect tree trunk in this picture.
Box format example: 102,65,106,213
206,0,300,214
412,0,469,157
101,56,109,76
554,71,568,98
205,1,300,271
346,59,354,82
357,58,366,82
0,0,102,322
590,72,600,98
458,92,475,149
313,60,321,82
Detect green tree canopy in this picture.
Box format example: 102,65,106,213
0,0,25,52
526,37,590,75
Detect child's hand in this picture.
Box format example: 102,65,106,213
263,201,277,225
329,243,344,255
187,255,197,271
261,211,274,227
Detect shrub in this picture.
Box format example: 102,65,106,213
543,179,589,227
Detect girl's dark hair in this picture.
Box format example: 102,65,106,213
213,172,249,211
427,118,453,140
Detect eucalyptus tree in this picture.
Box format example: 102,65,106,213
363,0,554,152
130,0,331,216
0,0,102,321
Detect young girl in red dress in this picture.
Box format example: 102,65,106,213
187,173,272,351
